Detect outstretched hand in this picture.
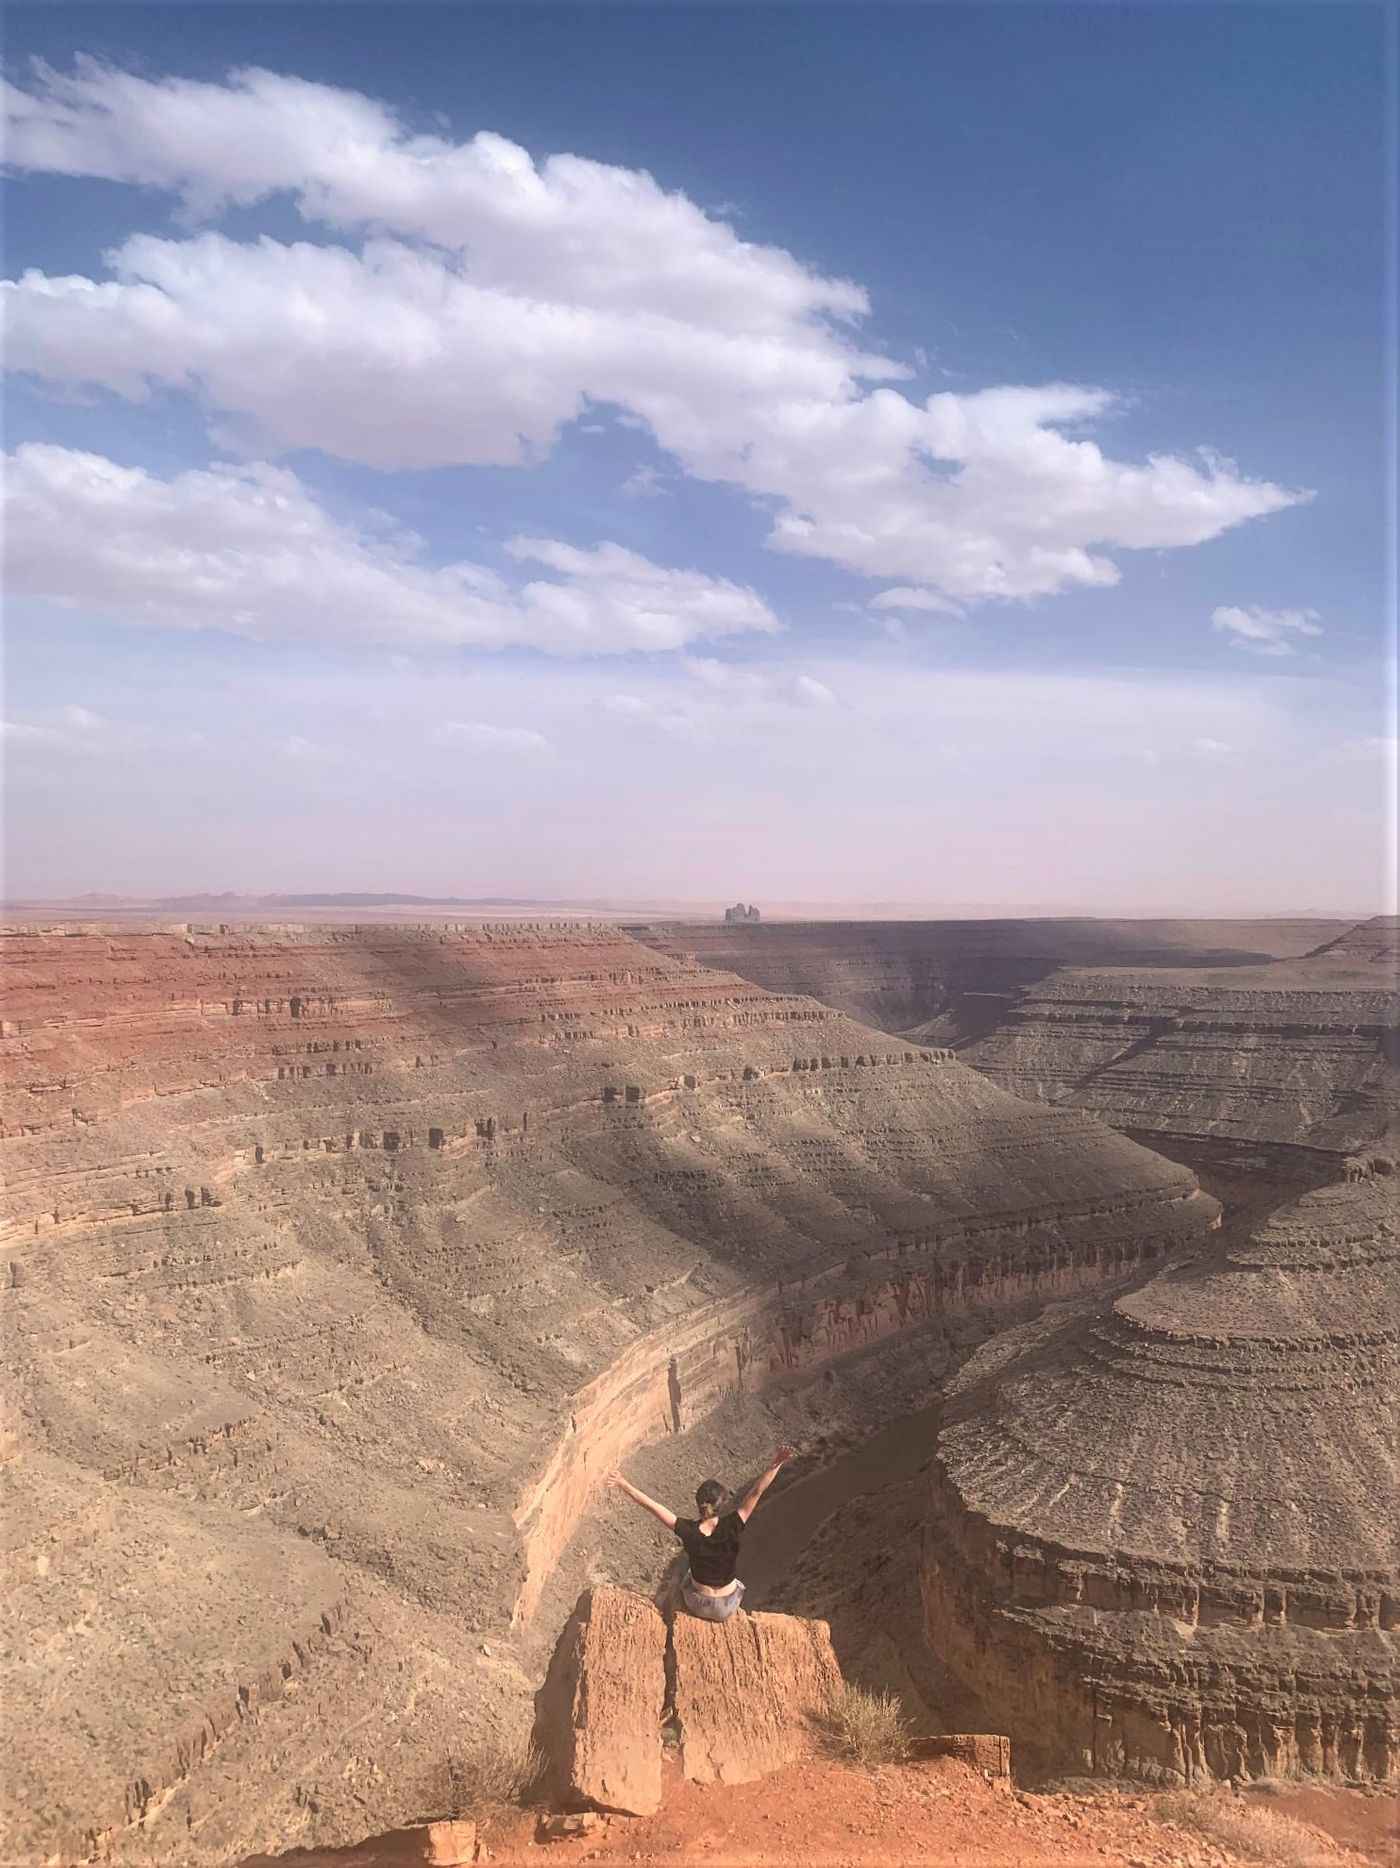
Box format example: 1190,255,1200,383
775,1444,798,1464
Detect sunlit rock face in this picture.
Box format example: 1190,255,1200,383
1,921,1218,1861
923,1175,1400,1786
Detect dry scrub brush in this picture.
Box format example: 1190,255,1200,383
820,1683,912,1766
1155,1790,1337,1867
421,1728,543,1825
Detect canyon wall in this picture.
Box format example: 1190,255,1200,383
961,922,1398,1153
1,922,1218,1862
635,919,1346,1046
921,1176,1399,1786
637,916,1396,1156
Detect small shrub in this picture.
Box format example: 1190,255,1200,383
820,1683,912,1766
423,1728,543,1824
1155,1790,1336,1866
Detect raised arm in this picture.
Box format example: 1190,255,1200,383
735,1445,797,1523
610,1471,677,1530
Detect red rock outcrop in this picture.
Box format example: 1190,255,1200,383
922,1176,1399,1786
910,1734,1011,1778
532,1588,666,1816
670,1611,843,1785
0,922,1219,1858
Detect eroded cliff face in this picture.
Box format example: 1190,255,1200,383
1,923,1218,1862
921,1177,1400,1787
961,964,1397,1154
637,919,1397,1159
635,920,1347,1046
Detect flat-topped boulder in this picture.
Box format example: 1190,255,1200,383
533,1588,667,1816
671,1610,843,1785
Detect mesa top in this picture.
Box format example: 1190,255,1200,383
672,1511,744,1587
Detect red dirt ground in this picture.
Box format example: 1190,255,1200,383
481,1757,1394,1868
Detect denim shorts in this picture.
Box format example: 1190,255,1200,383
682,1575,746,1622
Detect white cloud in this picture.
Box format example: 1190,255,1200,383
435,721,550,751
55,704,107,729
599,692,696,736
1211,604,1323,656
2,61,1308,606
0,62,869,331
620,465,669,498
1332,734,1399,765
868,588,962,614
2,443,780,654
281,733,334,762
1,704,115,750
682,658,836,707
598,657,836,739
1189,736,1238,762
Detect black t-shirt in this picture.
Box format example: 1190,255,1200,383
673,1511,744,1587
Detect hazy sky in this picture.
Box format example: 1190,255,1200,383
3,3,1393,912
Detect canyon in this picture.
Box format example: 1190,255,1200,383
962,920,1399,1156
634,918,1352,1047
2,914,1394,1863
641,916,1397,1159
1,920,1215,1863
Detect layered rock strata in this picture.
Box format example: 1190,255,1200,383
961,920,1398,1153
670,1611,843,1785
636,920,1346,1047
922,1176,1399,1785
1,923,1217,1859
532,1588,666,1816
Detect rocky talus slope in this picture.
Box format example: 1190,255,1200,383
960,919,1399,1154
922,1174,1399,1785
0,923,1215,1862
635,920,1346,1046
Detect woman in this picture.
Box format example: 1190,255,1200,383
610,1446,798,1623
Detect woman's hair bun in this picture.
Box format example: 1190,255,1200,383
695,1478,728,1516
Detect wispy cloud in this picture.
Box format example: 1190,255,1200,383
620,464,669,499
434,721,551,751
4,443,781,654
1211,603,1323,656
3,704,117,750
599,656,837,740
1189,736,1238,762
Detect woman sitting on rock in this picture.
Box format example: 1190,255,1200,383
610,1447,797,1623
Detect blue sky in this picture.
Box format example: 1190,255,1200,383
3,2,1393,911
